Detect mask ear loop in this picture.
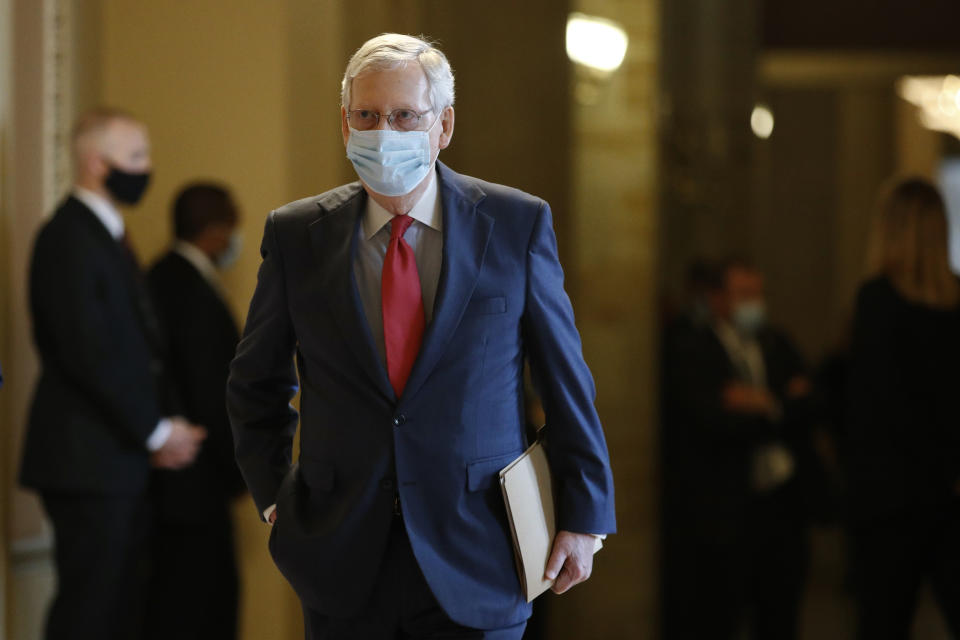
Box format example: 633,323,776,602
423,109,447,167
425,109,443,133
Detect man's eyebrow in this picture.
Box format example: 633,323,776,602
350,104,428,111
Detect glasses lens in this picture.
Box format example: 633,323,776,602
350,110,378,131
390,109,422,132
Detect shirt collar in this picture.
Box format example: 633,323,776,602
362,167,443,240
173,240,221,288
714,319,758,352
73,186,125,240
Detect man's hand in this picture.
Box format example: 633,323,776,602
545,531,596,594
723,382,776,415
786,375,812,399
151,418,207,469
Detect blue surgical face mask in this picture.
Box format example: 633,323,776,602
345,115,440,196
731,300,767,336
216,232,243,270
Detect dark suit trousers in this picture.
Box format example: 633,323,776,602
145,515,239,640
302,515,527,640
42,492,151,640
853,499,960,640
745,485,808,640
664,482,807,640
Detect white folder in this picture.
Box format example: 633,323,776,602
499,435,603,602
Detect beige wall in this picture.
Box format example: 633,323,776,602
0,0,10,631
97,2,310,637
100,1,292,318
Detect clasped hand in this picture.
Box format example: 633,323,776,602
150,417,207,469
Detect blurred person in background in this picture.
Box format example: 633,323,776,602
145,183,246,640
847,177,960,639
660,258,815,640
659,257,716,333
659,257,718,634
18,108,206,640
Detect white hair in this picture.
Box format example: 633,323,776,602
341,33,455,113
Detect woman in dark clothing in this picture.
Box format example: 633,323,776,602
847,178,960,639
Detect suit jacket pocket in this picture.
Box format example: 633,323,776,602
275,460,336,542
300,458,335,492
466,296,506,316
466,450,524,491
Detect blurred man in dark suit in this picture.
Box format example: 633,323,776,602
19,107,206,640
661,258,815,640
145,183,246,640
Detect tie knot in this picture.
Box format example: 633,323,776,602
390,214,415,239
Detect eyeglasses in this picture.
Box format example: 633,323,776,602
346,108,436,132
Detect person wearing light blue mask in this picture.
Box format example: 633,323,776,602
229,33,616,640
731,298,767,337
346,108,443,197
340,60,454,211
686,257,813,639
144,182,246,640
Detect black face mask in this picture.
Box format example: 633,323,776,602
104,164,151,205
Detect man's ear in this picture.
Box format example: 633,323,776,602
438,106,455,150
84,150,110,181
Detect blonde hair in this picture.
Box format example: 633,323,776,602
71,106,139,160
867,177,960,308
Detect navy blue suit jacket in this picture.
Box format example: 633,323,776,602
227,162,616,629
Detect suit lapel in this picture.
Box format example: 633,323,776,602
399,163,493,405
308,188,396,402
69,197,164,354
170,251,240,342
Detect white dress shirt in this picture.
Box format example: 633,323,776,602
173,240,226,299
713,321,767,388
713,320,794,492
72,186,172,451
73,186,125,240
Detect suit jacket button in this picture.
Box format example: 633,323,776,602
380,478,395,491
393,414,406,427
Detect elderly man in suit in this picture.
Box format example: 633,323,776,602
20,108,206,640
227,34,616,639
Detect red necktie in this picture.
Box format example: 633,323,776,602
382,215,425,397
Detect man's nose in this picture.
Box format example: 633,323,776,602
375,115,391,131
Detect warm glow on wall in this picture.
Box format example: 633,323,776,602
566,13,629,73
898,75,960,140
